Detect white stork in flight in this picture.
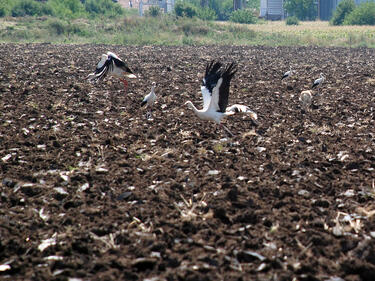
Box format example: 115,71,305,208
87,51,136,92
185,60,258,136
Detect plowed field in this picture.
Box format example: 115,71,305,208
1,43,375,280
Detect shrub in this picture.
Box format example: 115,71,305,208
284,0,317,21
229,9,257,24
330,0,355,26
11,0,53,17
123,16,142,30
227,24,256,39
47,0,86,19
174,1,197,18
213,0,233,20
197,7,217,21
146,6,161,17
344,2,375,25
47,18,67,35
182,35,197,45
0,6,6,17
47,18,88,36
0,0,12,16
84,0,124,18
180,20,209,36
0,0,12,12
67,22,88,36
286,16,299,25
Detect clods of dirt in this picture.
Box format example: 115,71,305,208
0,43,375,280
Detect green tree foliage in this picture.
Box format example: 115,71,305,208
210,0,232,20
197,7,217,20
344,2,375,25
174,0,260,21
175,1,197,18
47,0,86,18
84,0,123,18
330,0,355,26
284,0,316,20
247,0,260,10
11,0,53,17
146,5,161,17
0,6,6,17
229,8,257,24
178,0,233,20
1,0,125,19
0,0,17,16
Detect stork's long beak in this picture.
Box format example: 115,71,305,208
126,74,137,79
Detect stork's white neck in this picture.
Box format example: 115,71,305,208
186,101,208,119
186,101,199,114
186,101,228,124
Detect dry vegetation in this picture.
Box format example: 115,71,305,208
1,17,375,47
229,20,375,47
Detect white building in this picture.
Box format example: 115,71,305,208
260,0,285,20
139,0,175,16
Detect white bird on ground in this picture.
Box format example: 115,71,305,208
141,82,157,119
87,51,136,92
282,67,293,80
299,90,312,110
312,73,325,93
185,60,256,136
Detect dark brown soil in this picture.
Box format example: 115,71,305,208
1,43,375,281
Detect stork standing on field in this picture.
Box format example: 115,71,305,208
312,73,325,94
141,82,157,119
87,51,136,92
185,60,257,136
282,67,293,81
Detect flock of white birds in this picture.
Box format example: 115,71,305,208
88,52,325,136
282,67,326,111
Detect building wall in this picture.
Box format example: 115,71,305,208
260,0,285,20
260,0,267,17
138,0,174,16
319,0,339,20
267,0,284,15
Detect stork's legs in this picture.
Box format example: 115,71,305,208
316,86,322,96
146,108,152,120
220,124,234,137
121,79,128,93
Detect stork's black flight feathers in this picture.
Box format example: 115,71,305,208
218,62,237,113
202,61,223,94
112,56,133,74
92,56,111,81
87,52,136,83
